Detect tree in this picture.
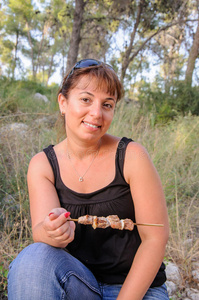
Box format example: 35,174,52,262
66,0,130,71
120,0,189,83
66,0,87,72
0,0,24,78
1,0,199,91
185,17,199,85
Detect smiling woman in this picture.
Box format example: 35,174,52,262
58,77,116,145
8,59,169,300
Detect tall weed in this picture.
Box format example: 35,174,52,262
110,103,199,285
0,113,57,296
0,99,198,295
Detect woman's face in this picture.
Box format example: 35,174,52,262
59,76,117,143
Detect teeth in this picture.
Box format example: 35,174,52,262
83,121,99,128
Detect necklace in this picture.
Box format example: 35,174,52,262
67,141,101,182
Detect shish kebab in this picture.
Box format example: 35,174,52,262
67,215,163,231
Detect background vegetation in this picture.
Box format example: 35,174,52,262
0,0,199,298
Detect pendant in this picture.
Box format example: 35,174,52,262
79,177,84,182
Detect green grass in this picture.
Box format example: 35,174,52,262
0,77,59,116
0,81,199,297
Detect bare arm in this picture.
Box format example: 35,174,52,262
117,142,169,300
27,152,75,248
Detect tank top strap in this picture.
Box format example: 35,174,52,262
42,138,133,187
115,137,134,181
43,145,59,183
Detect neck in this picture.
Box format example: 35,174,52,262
66,137,101,160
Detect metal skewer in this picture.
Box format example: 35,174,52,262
67,218,164,227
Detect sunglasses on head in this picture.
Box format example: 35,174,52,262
66,59,114,81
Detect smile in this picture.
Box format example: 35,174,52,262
83,121,101,128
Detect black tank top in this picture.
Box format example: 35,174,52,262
43,137,166,287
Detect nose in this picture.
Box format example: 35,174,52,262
89,102,102,119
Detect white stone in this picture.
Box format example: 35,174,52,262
192,262,199,269
165,262,182,285
183,238,193,245
0,123,29,137
186,288,199,300
9,123,28,132
34,115,57,128
192,270,199,281
166,280,177,296
33,93,49,103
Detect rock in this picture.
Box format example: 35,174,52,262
183,238,193,245
33,93,49,103
185,288,199,300
0,123,29,138
33,115,57,128
165,262,182,285
166,280,177,296
192,262,199,282
192,262,199,269
192,270,199,282
7,122,28,132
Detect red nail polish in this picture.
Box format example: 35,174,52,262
49,212,54,216
64,212,71,218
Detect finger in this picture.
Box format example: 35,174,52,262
69,220,76,231
48,212,71,231
48,211,70,221
51,218,76,239
48,208,69,221
48,212,57,221
53,223,75,243
49,207,67,219
47,219,74,241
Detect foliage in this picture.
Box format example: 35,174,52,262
0,77,58,115
0,0,198,89
136,79,199,124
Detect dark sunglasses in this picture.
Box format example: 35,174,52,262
66,59,114,81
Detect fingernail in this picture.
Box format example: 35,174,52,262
49,212,54,216
64,212,71,218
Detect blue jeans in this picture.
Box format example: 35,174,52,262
8,243,169,300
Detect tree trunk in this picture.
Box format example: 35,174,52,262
66,0,86,73
185,18,199,85
120,19,184,83
121,0,144,82
47,53,55,85
12,30,19,79
26,21,36,80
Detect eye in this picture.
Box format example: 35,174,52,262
81,98,90,103
103,103,113,109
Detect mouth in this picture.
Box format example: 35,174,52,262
82,121,101,129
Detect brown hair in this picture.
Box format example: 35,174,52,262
58,63,124,103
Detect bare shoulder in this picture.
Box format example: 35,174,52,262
28,151,50,170
27,151,54,183
125,141,151,162
124,141,157,183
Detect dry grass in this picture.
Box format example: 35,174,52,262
0,104,199,296
110,104,199,289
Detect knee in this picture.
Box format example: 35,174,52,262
8,243,57,283
8,243,66,299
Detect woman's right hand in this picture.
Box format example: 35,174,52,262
28,152,76,248
42,208,76,248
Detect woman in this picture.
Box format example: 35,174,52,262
8,59,169,300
